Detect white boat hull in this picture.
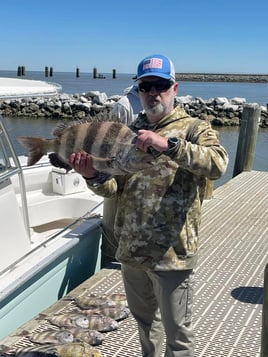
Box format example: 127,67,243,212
0,132,104,339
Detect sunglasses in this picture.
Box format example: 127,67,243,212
138,79,174,93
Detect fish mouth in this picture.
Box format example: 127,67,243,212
111,321,119,329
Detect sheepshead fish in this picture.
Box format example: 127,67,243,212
77,306,130,321
19,329,74,345
0,342,101,357
85,292,128,308
17,120,155,175
66,327,104,345
105,293,128,307
86,314,119,332
74,295,116,310
46,312,89,328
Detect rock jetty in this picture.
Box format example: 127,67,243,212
0,91,267,127
175,73,268,83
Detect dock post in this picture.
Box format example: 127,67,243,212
76,67,80,77
93,67,97,79
49,67,53,77
112,69,116,79
233,103,260,177
261,264,268,357
17,66,22,76
21,66,26,76
45,66,49,77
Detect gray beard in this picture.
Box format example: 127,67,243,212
144,102,165,117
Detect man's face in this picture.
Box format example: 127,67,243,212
137,76,178,122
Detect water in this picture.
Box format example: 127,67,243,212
1,70,268,189
1,70,268,105
215,126,268,188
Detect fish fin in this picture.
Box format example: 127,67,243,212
52,117,93,137
51,111,118,137
0,344,15,355
17,136,47,166
48,153,72,172
62,295,75,301
36,313,48,320
14,329,29,337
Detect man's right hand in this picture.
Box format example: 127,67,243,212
69,151,97,179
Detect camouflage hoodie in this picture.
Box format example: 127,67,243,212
86,106,228,271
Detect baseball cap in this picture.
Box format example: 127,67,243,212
136,54,175,81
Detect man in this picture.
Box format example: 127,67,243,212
102,84,143,265
70,54,228,357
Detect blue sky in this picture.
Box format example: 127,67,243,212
1,0,267,74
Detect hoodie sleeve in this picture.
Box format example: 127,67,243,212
168,120,229,180
110,99,130,125
85,176,118,197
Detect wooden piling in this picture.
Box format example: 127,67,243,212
76,67,80,78
45,66,49,77
17,66,22,76
233,103,260,177
261,263,268,357
112,69,116,79
93,67,97,79
49,67,53,77
21,66,25,76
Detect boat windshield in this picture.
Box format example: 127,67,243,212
0,115,30,238
0,117,20,179
0,139,7,173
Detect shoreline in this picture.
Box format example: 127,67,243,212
1,71,268,83
175,73,268,83
0,91,267,127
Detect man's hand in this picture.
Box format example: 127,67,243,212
69,151,97,178
136,129,169,153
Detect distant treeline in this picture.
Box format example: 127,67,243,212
175,73,268,83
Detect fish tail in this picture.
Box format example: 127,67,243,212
17,136,48,166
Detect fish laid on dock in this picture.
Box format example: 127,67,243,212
104,293,128,308
42,311,118,332
18,329,74,345
81,292,128,308
74,306,130,321
86,314,119,332
0,341,101,356
17,119,156,175
45,312,89,329
65,327,104,345
73,295,116,310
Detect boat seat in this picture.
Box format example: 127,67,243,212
0,177,30,271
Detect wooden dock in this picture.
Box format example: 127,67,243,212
193,170,268,357
1,170,267,356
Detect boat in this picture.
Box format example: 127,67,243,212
0,77,62,98
0,116,104,340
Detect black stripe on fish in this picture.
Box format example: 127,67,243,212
63,123,80,162
83,121,103,155
98,122,121,158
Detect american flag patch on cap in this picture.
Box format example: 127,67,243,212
143,58,163,70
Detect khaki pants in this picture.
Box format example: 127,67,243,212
261,263,268,356
121,265,195,357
